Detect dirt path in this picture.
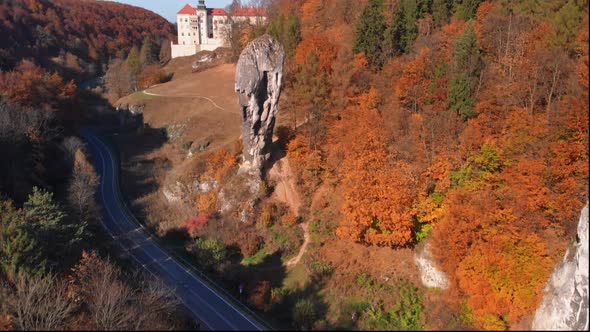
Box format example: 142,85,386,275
268,155,301,216
267,148,310,267
286,222,310,267
142,89,227,112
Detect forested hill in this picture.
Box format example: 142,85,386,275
0,0,174,203
0,0,175,78
264,0,588,329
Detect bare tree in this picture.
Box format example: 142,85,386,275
61,136,85,165
71,251,183,330
105,58,132,100
67,149,99,227
132,277,181,330
90,275,135,330
0,99,56,143
159,39,172,65
222,0,244,61
6,274,74,331
71,252,135,330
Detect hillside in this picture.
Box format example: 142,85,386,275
1,0,588,330
106,0,589,330
0,0,175,79
275,0,589,330
0,1,192,330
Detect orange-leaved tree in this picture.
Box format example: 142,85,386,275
456,226,552,330
396,47,433,113
333,87,417,247
203,148,237,183
294,35,337,74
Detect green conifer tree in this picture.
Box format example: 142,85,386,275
448,25,481,120
448,74,476,120
24,187,85,263
453,0,483,20
139,36,155,67
399,0,419,54
432,0,451,26
127,46,140,90
0,198,46,277
353,0,387,67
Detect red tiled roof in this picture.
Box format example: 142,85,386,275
233,7,266,17
208,8,227,16
178,3,196,15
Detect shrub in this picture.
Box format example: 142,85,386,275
196,191,218,214
236,232,264,257
356,273,375,289
184,213,209,238
309,260,334,277
293,299,316,330
258,204,273,228
138,64,168,90
414,223,432,243
364,303,392,330
248,280,271,312
391,280,423,330
259,180,269,196
270,287,290,306
181,141,193,150
269,224,303,257
205,149,237,182
343,299,370,320
360,280,423,330
193,238,228,270
281,213,298,227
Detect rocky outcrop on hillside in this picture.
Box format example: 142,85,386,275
235,34,285,177
533,202,589,330
415,241,449,289
115,103,144,128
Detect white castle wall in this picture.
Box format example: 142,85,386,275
171,43,200,58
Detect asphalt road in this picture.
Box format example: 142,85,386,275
81,129,264,331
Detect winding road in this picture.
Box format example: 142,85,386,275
81,129,264,331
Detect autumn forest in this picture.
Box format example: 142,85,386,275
274,0,588,329
0,0,588,330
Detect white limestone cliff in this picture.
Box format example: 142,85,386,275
235,34,284,177
533,202,589,331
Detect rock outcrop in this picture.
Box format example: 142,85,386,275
415,241,449,289
533,202,589,330
235,34,285,177
162,181,187,204
115,103,144,128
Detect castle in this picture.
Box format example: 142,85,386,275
171,1,266,58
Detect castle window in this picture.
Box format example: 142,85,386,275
181,32,184,36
